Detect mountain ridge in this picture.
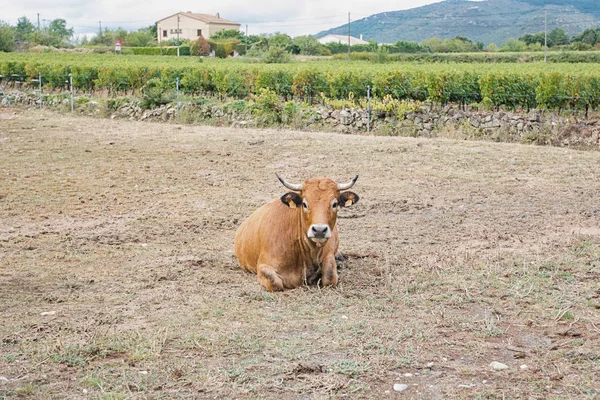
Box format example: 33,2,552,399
316,0,600,45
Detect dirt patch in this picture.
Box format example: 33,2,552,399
1,108,599,399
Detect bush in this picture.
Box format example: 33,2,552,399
250,88,281,125
130,46,190,56
215,40,239,58
371,48,389,64
140,78,173,109
262,47,291,63
190,37,211,56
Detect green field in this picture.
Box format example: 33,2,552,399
1,53,600,111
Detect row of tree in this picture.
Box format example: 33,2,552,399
0,17,74,51
1,16,600,55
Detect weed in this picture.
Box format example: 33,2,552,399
330,359,370,377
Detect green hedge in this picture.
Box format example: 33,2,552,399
129,46,191,56
333,51,600,64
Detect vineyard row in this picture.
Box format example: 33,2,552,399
1,57,600,111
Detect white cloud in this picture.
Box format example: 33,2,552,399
1,0,441,37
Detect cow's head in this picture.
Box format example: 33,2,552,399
276,173,359,244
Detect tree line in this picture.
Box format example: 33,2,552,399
1,16,600,56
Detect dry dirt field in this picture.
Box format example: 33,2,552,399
1,108,599,399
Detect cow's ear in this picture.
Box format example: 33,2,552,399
339,191,359,207
281,192,302,209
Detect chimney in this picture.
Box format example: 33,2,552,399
216,12,220,18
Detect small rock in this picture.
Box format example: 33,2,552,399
40,311,56,316
393,383,409,392
403,373,413,377
426,362,434,368
139,371,148,375
0,376,9,383
340,315,348,320
490,361,509,371
520,364,529,370
458,384,476,389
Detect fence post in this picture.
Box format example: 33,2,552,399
69,73,74,112
0,75,10,106
31,73,42,110
367,85,371,133
176,77,180,113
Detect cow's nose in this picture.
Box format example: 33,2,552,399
310,224,330,238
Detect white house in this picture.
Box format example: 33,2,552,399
318,34,369,46
156,12,240,43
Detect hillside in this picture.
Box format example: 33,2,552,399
316,0,600,45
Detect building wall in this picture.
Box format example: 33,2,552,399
317,35,369,46
208,23,239,38
157,14,239,42
157,15,209,42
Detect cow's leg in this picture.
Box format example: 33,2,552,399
257,264,285,292
320,254,338,287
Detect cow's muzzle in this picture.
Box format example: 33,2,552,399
307,224,331,243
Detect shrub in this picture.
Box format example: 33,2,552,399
190,36,211,56
262,47,291,63
371,48,389,64
140,78,173,109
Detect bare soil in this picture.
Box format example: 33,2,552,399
1,108,599,399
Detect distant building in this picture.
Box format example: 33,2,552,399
318,34,369,46
156,12,240,43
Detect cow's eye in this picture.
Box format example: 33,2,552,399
332,200,338,209
302,200,308,210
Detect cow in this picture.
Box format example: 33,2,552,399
234,173,359,291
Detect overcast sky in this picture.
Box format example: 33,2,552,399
2,0,443,38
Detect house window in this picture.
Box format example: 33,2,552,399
162,30,167,37
197,29,202,37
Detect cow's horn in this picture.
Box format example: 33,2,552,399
337,175,358,191
275,173,302,191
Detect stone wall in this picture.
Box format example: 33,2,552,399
2,91,599,149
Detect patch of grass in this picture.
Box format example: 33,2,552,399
330,359,370,378
14,384,36,397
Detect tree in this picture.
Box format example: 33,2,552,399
500,38,528,52
242,34,261,46
112,27,128,44
0,22,16,52
395,40,426,53
292,35,321,55
211,29,243,41
572,28,600,45
15,16,35,44
127,27,157,47
519,32,545,46
48,19,74,42
267,32,292,49
547,28,569,47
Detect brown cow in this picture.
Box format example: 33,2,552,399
234,174,360,291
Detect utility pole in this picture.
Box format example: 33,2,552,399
37,13,40,30
544,8,547,63
177,14,180,56
347,12,351,61
245,24,248,54
99,21,102,38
